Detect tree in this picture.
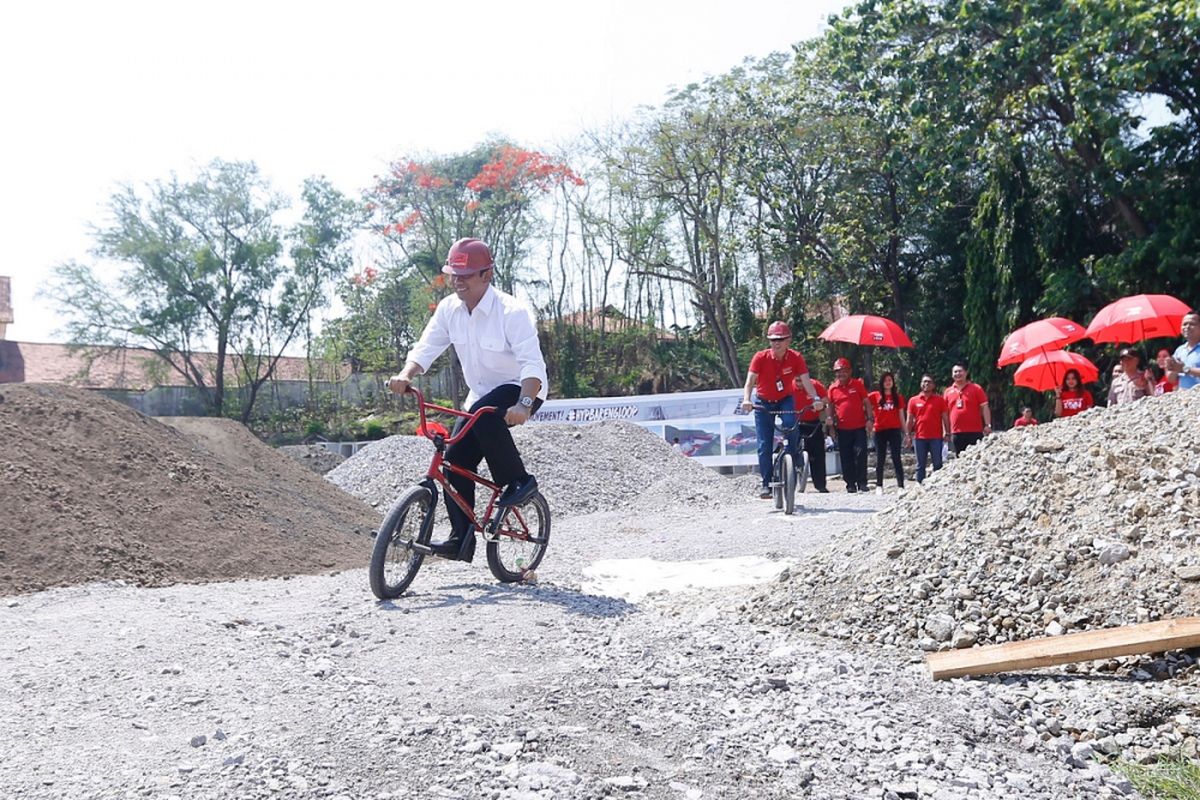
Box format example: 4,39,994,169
45,160,357,420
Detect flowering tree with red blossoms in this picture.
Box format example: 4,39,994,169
364,142,583,295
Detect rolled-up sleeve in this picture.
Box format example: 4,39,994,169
505,305,549,399
406,303,452,373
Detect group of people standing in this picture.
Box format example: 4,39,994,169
741,310,1200,496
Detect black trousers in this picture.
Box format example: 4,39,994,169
799,422,826,491
836,427,869,490
952,431,983,455
444,384,542,536
874,428,904,487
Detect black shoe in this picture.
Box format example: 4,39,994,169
846,485,857,494
817,487,829,493
859,484,871,492
498,474,538,507
429,532,476,563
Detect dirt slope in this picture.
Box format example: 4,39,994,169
0,384,378,595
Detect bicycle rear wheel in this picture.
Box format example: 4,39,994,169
797,450,810,495
368,485,435,599
783,453,797,515
486,491,551,583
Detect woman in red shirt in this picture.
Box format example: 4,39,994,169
1054,369,1094,418
868,372,906,489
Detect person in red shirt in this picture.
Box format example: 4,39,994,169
740,321,824,499
943,364,991,455
828,357,873,493
905,375,950,483
1054,368,1094,418
1013,407,1038,427
868,371,906,490
793,376,831,493
1153,348,1175,395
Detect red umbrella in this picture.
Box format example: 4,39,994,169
818,315,914,348
996,317,1086,366
1084,294,1192,344
1013,350,1099,392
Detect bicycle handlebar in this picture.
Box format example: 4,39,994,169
406,387,497,446
749,404,825,437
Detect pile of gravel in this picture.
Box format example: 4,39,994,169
326,420,747,517
747,388,1200,655
277,444,345,475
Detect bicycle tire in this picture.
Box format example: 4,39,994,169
783,453,797,515
368,485,435,599
772,453,784,509
485,491,551,583
797,450,810,495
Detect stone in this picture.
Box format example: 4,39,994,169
923,614,956,643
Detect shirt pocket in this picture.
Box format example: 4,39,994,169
479,335,507,354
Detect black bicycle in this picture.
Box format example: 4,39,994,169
755,404,822,515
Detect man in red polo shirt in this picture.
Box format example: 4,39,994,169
905,374,950,483
741,321,824,499
793,375,830,493
944,364,991,455
828,357,873,493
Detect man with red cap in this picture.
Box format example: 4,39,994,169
828,357,873,493
387,238,548,563
741,321,824,499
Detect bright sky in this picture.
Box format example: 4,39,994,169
1,0,846,344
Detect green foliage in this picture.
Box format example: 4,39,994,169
1113,750,1200,800
44,160,358,421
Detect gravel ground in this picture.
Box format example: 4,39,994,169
0,488,1150,799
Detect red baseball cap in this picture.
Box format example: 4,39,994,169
833,357,852,370
442,238,494,276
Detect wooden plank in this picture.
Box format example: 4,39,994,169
926,617,1200,680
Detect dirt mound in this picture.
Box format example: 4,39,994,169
747,388,1200,653
0,384,378,596
326,420,745,517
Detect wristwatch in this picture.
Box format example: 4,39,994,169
518,396,534,408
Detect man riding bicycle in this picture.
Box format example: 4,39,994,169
740,321,824,499
387,238,548,563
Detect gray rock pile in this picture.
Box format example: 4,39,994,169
277,444,346,475
748,388,1200,656
326,420,746,517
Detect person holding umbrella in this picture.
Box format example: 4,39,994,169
741,321,824,499
1109,348,1150,406
1166,310,1200,390
1054,368,1095,418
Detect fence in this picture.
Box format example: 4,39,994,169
95,368,460,418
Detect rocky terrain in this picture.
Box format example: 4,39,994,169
278,444,346,475
326,420,750,518
4,383,1200,798
747,388,1200,654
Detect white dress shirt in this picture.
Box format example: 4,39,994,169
407,285,549,407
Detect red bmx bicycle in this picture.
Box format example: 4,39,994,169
368,388,551,599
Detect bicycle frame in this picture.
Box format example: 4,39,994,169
408,388,540,544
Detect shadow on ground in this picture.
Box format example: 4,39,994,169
377,581,637,619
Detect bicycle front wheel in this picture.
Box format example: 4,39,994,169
772,453,784,509
783,453,797,515
486,491,551,583
368,485,435,599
